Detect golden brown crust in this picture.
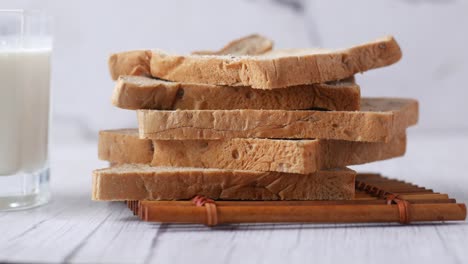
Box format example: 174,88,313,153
150,36,402,89
108,50,152,80
92,164,356,201
98,130,153,164
137,98,418,142
108,34,274,80
151,135,406,174
111,76,360,111
98,129,406,174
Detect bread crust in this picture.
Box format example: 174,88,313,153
98,129,406,174
137,98,418,142
92,164,356,201
108,50,152,80
108,34,274,80
150,36,402,89
112,76,360,111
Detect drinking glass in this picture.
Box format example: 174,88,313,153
0,10,52,210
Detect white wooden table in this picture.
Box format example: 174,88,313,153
1,131,467,264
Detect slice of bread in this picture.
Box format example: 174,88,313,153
150,36,401,89
137,98,418,142
98,129,153,164
112,75,360,111
191,34,273,55
99,129,405,174
108,34,274,80
108,50,152,80
92,164,356,201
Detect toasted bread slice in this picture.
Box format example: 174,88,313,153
112,75,360,110
137,98,418,142
150,36,401,89
99,129,405,174
92,164,355,201
108,34,274,80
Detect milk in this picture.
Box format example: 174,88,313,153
0,48,51,175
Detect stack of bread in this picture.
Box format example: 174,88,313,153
92,34,418,202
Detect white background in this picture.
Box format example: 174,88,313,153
1,0,468,142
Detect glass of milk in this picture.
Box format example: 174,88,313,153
0,10,52,210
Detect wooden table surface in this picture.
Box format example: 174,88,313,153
0,131,467,264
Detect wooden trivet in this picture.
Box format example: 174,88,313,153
126,173,466,226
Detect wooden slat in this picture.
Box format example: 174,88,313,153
126,173,466,225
